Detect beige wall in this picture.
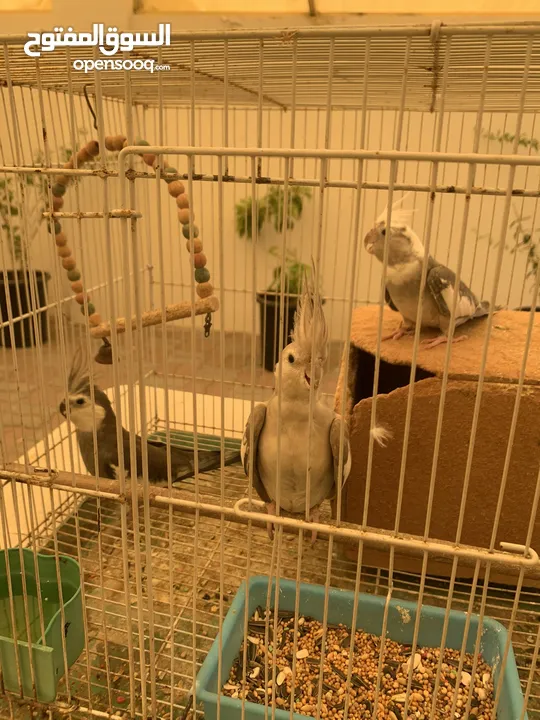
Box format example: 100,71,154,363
0,86,537,342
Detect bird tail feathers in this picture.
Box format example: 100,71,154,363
174,448,241,482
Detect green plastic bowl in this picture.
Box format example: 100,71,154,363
196,575,527,719
0,548,85,702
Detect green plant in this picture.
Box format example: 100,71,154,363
266,247,313,296
235,186,312,240
0,174,38,268
0,146,77,268
508,215,540,279
482,127,540,282
482,128,540,152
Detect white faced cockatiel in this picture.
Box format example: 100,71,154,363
59,349,240,483
363,197,490,349
241,267,391,543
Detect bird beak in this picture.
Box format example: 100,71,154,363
364,227,378,254
305,364,323,390
59,401,66,417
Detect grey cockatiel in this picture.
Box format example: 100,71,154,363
364,197,490,349
241,267,391,544
59,349,240,483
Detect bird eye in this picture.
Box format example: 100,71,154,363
76,398,85,406
288,354,295,364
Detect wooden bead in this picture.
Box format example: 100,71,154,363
113,135,126,151
143,154,156,167
48,220,61,235
53,195,64,211
86,140,100,157
67,269,81,281
55,174,70,186
163,167,177,183
52,183,66,197
193,252,207,269
75,292,88,305
55,232,68,247
62,257,76,270
176,193,189,209
182,224,199,239
178,209,192,225
196,281,213,299
186,238,203,254
104,136,116,151
57,245,72,258
136,139,150,146
63,156,74,169
81,302,96,316
195,267,210,283
88,313,102,326
168,181,185,198
71,281,83,293
76,147,92,164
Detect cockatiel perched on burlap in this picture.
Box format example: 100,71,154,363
59,348,240,483
241,265,391,544
364,196,490,349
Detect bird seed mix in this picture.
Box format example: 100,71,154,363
222,608,495,719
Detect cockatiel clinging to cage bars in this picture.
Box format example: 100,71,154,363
241,264,391,544
364,196,490,349
59,348,240,484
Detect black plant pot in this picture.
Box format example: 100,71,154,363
0,270,49,348
256,292,299,372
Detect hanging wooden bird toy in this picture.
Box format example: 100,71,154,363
48,134,218,363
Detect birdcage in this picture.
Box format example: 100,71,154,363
0,19,539,720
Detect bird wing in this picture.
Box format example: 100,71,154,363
77,430,120,480
122,431,240,483
329,416,351,490
385,288,399,312
426,263,481,324
241,403,271,504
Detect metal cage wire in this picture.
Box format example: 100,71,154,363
0,20,538,720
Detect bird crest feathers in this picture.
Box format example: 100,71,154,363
68,346,92,395
290,260,328,363
376,192,416,230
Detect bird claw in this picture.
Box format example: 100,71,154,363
309,507,321,546
421,334,468,350
266,502,276,541
382,326,415,341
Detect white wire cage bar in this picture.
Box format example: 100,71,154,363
0,19,539,720
0,23,540,111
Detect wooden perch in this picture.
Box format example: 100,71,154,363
89,295,219,339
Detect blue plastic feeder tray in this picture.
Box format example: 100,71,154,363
196,576,527,720
0,548,85,703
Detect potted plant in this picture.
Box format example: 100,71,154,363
0,167,55,348
0,146,79,347
235,185,315,371
482,127,540,311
